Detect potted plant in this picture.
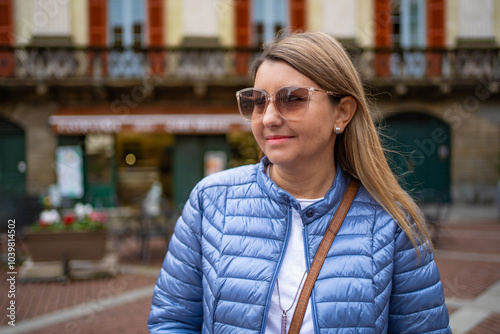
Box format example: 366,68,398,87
25,203,109,262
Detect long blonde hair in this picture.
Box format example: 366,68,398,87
251,31,432,253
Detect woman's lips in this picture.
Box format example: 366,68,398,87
265,135,293,144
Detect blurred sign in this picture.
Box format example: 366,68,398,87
50,114,250,134
56,146,84,198
204,151,227,176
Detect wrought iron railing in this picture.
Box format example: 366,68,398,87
0,46,498,83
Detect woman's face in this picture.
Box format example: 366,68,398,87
252,60,339,171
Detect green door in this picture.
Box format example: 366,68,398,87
0,117,26,195
85,135,117,207
384,112,451,203
173,135,229,207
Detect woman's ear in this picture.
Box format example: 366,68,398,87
334,96,357,133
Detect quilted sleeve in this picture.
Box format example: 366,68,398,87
388,224,452,333
148,186,204,333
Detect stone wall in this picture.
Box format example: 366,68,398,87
0,102,57,195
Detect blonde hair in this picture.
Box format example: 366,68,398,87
252,31,432,253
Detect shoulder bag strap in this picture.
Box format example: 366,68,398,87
288,178,361,334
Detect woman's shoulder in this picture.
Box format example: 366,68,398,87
352,182,400,231
353,182,385,210
195,163,260,192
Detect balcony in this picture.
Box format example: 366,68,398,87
0,45,498,90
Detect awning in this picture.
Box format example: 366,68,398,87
49,106,251,134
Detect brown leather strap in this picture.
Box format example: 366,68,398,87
288,178,360,334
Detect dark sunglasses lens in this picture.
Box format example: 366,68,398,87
239,90,266,120
276,87,309,118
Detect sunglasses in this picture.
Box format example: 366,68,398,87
236,85,341,122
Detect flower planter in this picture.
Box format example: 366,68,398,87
25,230,108,262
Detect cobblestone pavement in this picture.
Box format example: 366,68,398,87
0,217,499,334
433,220,500,334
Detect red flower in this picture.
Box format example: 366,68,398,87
63,214,76,226
39,220,49,228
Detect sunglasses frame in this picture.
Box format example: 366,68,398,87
236,85,340,122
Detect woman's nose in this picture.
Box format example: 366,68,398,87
261,99,284,126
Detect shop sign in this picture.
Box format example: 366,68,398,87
50,114,250,134
54,118,122,134
56,146,84,199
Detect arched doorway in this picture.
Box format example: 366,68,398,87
383,112,451,203
0,116,26,195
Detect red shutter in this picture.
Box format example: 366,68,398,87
89,0,107,46
374,0,391,77
0,0,12,44
235,0,250,75
148,0,164,75
88,0,107,75
0,0,14,77
148,0,163,46
427,0,445,48
290,0,306,32
236,0,250,46
427,0,445,76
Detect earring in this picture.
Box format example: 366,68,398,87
335,127,341,135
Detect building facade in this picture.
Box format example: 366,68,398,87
0,0,498,209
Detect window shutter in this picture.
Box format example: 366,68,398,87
148,0,164,74
290,0,306,32
89,0,107,46
148,0,163,46
375,0,392,47
0,0,12,45
427,0,445,47
375,0,391,77
427,0,445,76
236,0,250,46
0,0,14,77
235,0,250,75
88,0,107,75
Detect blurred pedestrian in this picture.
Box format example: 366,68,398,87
148,31,451,333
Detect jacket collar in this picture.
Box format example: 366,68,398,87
256,156,351,224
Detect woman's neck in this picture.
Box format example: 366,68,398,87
269,162,337,199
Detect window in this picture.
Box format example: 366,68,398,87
133,23,142,48
108,0,144,48
402,0,426,48
112,27,123,47
255,23,264,47
253,0,288,46
108,0,145,77
391,0,427,77
392,0,401,48
409,0,420,45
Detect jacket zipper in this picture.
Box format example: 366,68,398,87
303,222,320,334
260,205,293,333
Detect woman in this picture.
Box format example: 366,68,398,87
148,32,451,333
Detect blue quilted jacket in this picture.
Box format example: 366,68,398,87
148,158,451,333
